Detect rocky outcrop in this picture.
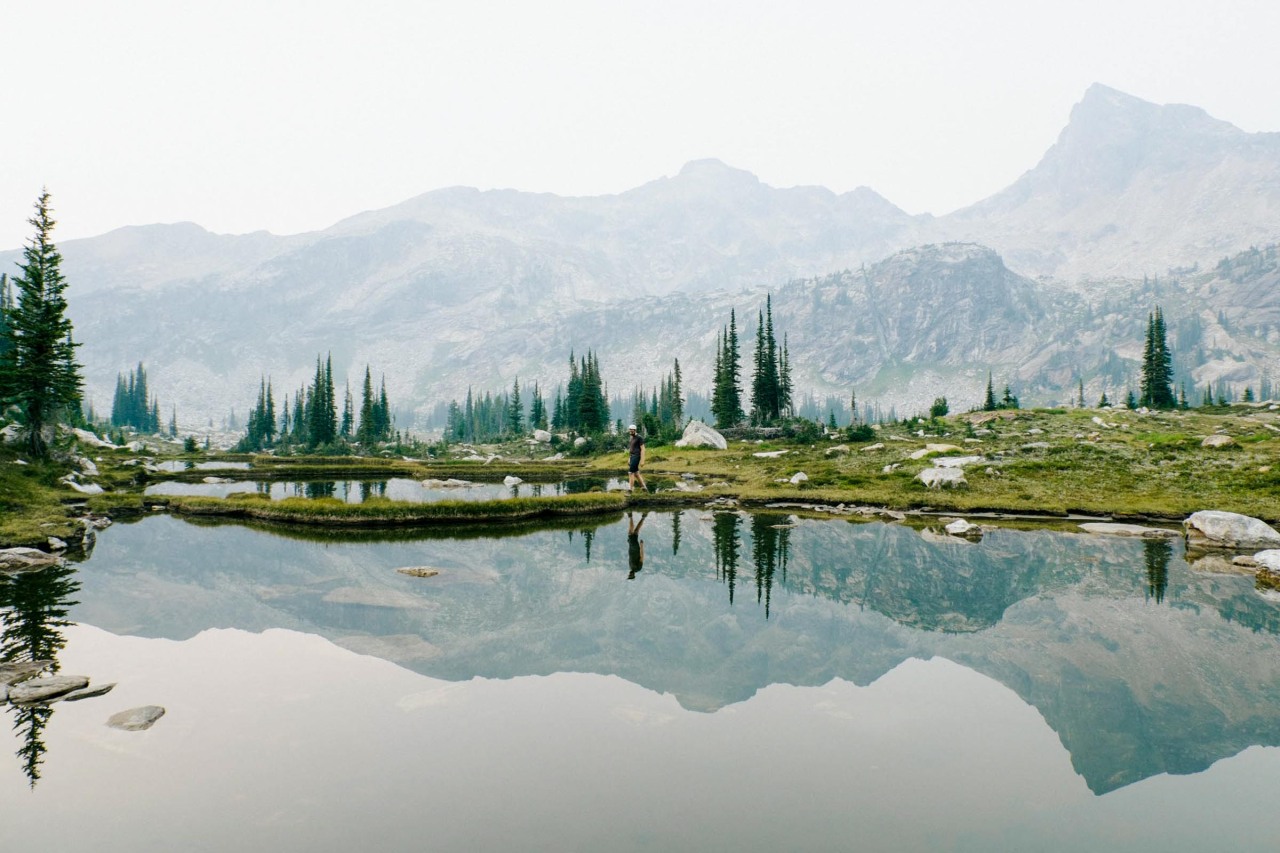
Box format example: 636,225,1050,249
1184,511,1280,551
9,675,90,704
532,429,552,443
674,421,727,450
0,547,65,574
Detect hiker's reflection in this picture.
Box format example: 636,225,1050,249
627,511,649,579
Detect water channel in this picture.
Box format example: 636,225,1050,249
3,510,1279,851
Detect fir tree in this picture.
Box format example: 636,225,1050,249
1139,307,1175,408
983,373,997,411
508,377,524,435
0,191,82,457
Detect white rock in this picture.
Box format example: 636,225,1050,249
69,427,118,449
753,450,789,458
934,455,982,469
63,480,104,495
203,476,233,484
47,537,67,551
945,519,978,535
1253,550,1280,572
124,440,146,452
1021,442,1051,450
0,424,26,444
503,475,523,486
674,420,728,450
532,429,552,443
573,437,588,448
673,481,704,492
1184,511,1280,550
789,472,808,484
76,456,99,476
861,443,885,452
61,682,117,702
1201,434,1236,448
824,445,850,456
918,468,967,489
882,464,900,474
106,705,166,731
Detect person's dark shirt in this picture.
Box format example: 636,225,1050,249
629,433,644,458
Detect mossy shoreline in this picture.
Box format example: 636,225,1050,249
3,405,1279,548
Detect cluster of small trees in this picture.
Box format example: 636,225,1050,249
0,192,83,458
110,363,162,433
980,373,1020,411
444,381,546,443
552,351,610,434
710,297,794,430
629,360,684,440
237,356,393,452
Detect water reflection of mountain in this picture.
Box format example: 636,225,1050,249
70,512,1280,794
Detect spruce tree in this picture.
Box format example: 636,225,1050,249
508,377,523,435
0,191,82,457
983,373,997,411
1139,307,1175,408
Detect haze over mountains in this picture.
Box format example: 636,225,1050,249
6,84,1280,428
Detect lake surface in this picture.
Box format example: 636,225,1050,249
144,476,663,502
4,510,1280,851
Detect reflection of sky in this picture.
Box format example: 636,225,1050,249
4,624,1277,852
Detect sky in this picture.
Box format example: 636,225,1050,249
3,0,1280,251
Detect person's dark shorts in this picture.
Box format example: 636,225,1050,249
628,455,641,473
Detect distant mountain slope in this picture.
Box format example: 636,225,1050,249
945,84,1280,277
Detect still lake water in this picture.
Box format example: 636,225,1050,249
3,510,1280,851
144,476,656,502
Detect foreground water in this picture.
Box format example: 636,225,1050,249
3,511,1280,851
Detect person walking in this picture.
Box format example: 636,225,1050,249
627,424,647,492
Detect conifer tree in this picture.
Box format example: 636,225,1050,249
1139,307,1175,408
341,382,354,438
508,377,523,435
0,191,82,457
983,373,997,411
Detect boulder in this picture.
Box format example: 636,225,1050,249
47,537,67,551
503,475,523,486
753,450,789,458
1184,511,1280,550
674,420,728,450
9,675,90,704
573,437,588,448
532,429,552,443
918,468,967,489
1255,550,1280,573
934,455,982,469
825,445,850,456
70,427,118,449
861,443,885,452
0,424,25,444
673,481,704,492
789,472,808,485
1201,434,1236,449
1079,523,1180,539
76,456,99,476
0,548,65,574
945,518,979,536
908,443,962,460
1,661,51,686
124,440,147,452
106,705,166,731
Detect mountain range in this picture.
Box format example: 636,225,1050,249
5,83,1280,428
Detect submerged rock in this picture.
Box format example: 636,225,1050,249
61,682,117,702
397,567,441,579
674,421,727,450
9,675,90,704
107,705,166,731
1184,511,1280,550
1079,523,1180,539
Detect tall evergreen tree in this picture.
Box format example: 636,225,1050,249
1139,307,1175,408
0,191,82,457
0,273,13,365
983,372,997,411
508,377,524,435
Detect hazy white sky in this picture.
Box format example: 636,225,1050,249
3,0,1279,251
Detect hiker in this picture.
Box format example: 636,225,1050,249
627,424,647,492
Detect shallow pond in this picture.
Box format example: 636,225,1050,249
4,511,1280,851
150,460,254,472
145,476,671,502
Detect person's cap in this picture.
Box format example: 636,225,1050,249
628,424,637,431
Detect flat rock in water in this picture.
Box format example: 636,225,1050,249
1079,523,1180,539
107,705,166,731
503,475,522,486
61,682,117,702
0,547,65,573
945,518,979,536
9,675,90,704
396,567,441,579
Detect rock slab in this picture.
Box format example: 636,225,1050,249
9,675,90,704
1080,523,1180,539
107,705,166,731
918,468,967,489
1184,511,1280,550
61,682,117,702
396,567,441,578
0,547,65,574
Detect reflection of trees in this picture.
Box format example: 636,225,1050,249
306,481,337,500
356,481,387,502
713,513,742,604
1143,539,1172,604
671,511,682,556
750,515,791,619
0,563,81,787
